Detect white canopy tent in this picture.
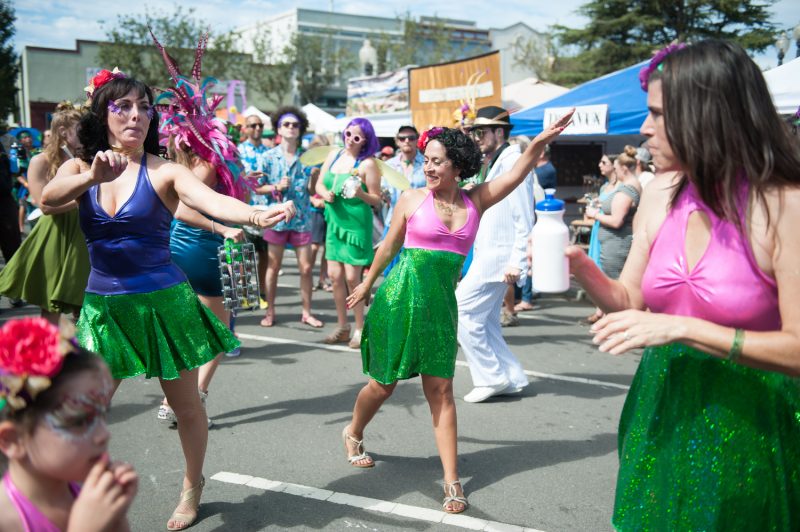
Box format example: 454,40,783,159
302,103,339,133
764,57,800,115
240,106,272,128
502,78,569,113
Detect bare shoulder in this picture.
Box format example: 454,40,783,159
0,487,24,532
29,152,47,168
398,188,427,215
636,172,676,244
359,157,379,174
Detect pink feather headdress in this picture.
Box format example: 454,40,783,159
150,30,246,199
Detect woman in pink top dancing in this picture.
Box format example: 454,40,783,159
343,115,573,514
568,40,800,530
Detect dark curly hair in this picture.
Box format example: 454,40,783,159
77,77,160,164
272,105,309,137
426,128,482,180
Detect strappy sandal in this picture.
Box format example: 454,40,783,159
342,426,374,468
442,480,468,514
323,325,350,344
301,314,324,328
166,476,205,531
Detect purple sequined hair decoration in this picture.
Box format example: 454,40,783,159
639,43,687,91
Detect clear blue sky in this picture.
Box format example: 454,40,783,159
16,0,800,69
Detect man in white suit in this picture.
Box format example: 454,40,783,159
456,106,534,403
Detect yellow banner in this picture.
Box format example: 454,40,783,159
409,51,502,131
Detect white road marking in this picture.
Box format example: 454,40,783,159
237,333,630,390
211,471,545,532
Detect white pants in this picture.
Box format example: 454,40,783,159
456,276,529,389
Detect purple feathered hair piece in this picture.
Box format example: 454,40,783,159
343,118,381,162
150,29,247,199
639,43,687,92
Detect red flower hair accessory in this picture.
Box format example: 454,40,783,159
0,318,77,412
417,127,444,151
85,67,127,99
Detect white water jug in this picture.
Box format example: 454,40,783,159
532,189,570,293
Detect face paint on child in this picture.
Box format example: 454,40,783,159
44,387,112,442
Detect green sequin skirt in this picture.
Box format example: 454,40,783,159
613,343,800,531
77,282,239,380
361,248,465,385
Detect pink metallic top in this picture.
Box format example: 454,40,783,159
404,190,479,256
642,182,780,331
3,473,80,532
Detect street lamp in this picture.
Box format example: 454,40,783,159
359,39,377,77
776,32,790,66
793,23,800,58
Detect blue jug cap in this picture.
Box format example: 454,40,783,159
535,189,564,211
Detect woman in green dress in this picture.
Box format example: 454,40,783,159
0,102,89,323
342,114,572,514
315,118,383,348
569,40,800,530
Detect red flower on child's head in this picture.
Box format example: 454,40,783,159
0,318,65,378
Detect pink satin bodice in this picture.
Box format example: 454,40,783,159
404,190,479,256
642,183,780,331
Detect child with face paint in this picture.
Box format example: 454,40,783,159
0,317,138,531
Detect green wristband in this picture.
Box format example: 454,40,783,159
727,328,744,362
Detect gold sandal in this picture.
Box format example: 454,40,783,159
323,325,350,344
442,480,468,514
166,476,205,531
342,426,374,468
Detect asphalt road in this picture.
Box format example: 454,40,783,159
0,257,641,532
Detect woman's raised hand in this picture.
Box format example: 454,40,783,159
534,109,575,146
90,150,128,183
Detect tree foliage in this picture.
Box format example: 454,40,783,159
375,14,472,72
98,7,294,107
288,32,356,105
553,0,778,85
0,0,19,119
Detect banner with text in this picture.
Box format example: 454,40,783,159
409,51,502,131
544,104,608,135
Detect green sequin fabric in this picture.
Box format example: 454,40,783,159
613,343,800,531
0,210,90,314
362,247,465,385
77,282,239,380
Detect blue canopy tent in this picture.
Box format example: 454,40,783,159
510,61,648,137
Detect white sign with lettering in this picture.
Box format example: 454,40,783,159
544,104,608,135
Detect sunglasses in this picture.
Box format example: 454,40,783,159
281,121,300,129
345,130,364,143
397,134,417,142
246,123,264,129
469,128,492,140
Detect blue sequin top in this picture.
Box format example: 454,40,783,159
79,155,186,295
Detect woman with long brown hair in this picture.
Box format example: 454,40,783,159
0,101,89,323
569,40,800,529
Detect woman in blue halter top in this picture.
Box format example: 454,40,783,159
341,118,573,515
41,72,295,531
